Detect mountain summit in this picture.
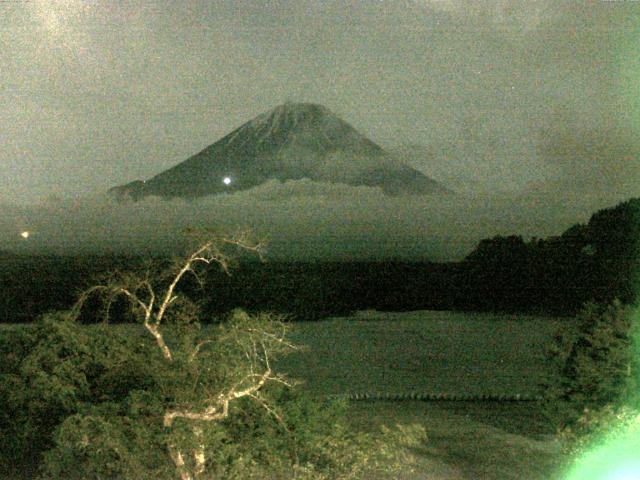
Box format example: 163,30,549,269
110,102,450,198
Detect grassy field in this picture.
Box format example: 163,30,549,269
276,310,569,398
274,310,572,479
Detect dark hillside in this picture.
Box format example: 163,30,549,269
2,198,638,323
457,197,640,312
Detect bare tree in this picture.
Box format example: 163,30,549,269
72,230,298,480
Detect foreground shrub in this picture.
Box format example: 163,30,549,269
0,316,412,479
543,299,640,453
556,403,640,459
1,232,402,479
0,312,139,475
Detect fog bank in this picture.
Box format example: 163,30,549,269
0,180,628,261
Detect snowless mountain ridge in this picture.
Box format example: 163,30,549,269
110,102,450,199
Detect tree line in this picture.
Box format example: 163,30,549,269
2,197,639,323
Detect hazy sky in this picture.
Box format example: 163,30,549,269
2,0,639,204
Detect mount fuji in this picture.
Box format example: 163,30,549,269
109,103,451,199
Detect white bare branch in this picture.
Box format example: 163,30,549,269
72,230,287,480
189,340,213,362
168,446,193,480
164,367,275,428
193,426,206,478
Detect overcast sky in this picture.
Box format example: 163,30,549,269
1,0,638,204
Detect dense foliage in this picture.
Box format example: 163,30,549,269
543,300,640,451
1,233,400,479
0,311,393,479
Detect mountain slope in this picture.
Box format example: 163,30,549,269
110,103,451,198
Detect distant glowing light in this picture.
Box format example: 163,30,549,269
21,231,30,239
223,177,232,185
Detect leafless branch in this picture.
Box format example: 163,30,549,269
189,340,213,362
70,230,288,480
164,367,275,428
